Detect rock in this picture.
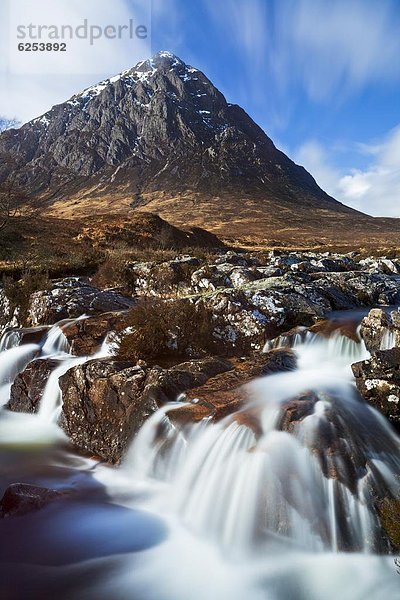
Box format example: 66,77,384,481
169,350,297,427
8,358,60,413
360,308,400,352
61,311,128,356
58,351,293,462
359,257,400,275
352,348,400,426
206,278,330,352
376,498,400,549
59,360,154,463
142,357,233,405
0,326,49,350
28,278,134,326
360,308,390,352
128,256,201,297
59,356,231,462
0,483,63,518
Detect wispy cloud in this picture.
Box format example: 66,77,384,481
271,0,400,102
295,125,400,217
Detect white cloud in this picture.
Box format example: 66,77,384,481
271,0,400,102
0,0,150,122
295,126,400,217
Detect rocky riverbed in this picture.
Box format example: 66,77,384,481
1,249,400,598
2,249,400,458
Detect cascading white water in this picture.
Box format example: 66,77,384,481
380,328,397,350
0,313,399,600
38,332,115,422
123,332,398,557
0,343,40,406
0,318,115,420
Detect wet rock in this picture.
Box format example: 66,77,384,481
59,356,231,462
58,351,294,462
8,358,60,414
28,278,134,326
59,360,154,463
376,498,400,549
0,483,63,518
142,357,233,405
352,348,400,426
360,308,400,352
61,311,128,356
170,350,297,427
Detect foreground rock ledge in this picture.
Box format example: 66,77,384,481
58,350,295,463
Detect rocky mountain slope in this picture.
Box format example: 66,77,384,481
0,51,399,245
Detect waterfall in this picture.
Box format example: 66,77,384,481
123,333,398,556
380,328,397,350
0,318,116,420
0,311,399,600
0,343,40,406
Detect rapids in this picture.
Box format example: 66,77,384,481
0,314,399,599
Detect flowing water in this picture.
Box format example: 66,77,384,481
0,315,399,599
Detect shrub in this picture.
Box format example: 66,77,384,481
118,298,216,362
91,252,128,289
2,269,49,325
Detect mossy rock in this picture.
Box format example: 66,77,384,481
378,498,400,548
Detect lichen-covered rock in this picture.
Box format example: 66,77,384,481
352,348,400,426
312,272,400,309
28,278,134,326
360,308,400,352
128,256,201,297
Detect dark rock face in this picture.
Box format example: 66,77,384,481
0,52,345,212
58,356,231,462
0,483,63,518
59,360,155,463
8,358,60,413
62,311,128,356
28,278,133,326
352,349,400,426
58,352,293,462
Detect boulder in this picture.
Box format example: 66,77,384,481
352,348,400,426
360,308,400,352
58,351,294,462
61,312,128,356
59,356,232,462
128,256,201,297
0,483,63,518
312,272,400,309
28,278,134,326
59,360,154,463
169,350,297,427
8,358,60,414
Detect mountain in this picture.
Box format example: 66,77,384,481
0,51,398,246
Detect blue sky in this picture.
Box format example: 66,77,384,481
1,0,400,216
